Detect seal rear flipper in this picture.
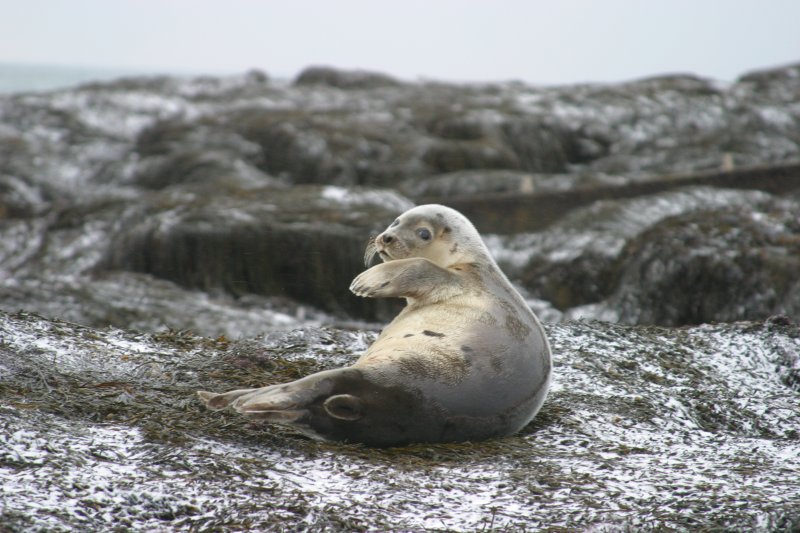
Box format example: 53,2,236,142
236,407,308,423
197,388,261,410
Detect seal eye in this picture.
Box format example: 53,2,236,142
416,228,432,241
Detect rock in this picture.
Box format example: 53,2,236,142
133,62,800,189
399,169,538,197
131,149,277,190
420,112,580,175
231,109,346,184
134,118,263,162
420,137,518,173
442,161,800,235
294,65,403,89
1,310,798,531
491,187,776,312
0,182,406,331
2,64,800,331
499,117,579,172
0,271,325,338
244,68,270,84
4,62,800,196
0,174,46,219
737,61,800,102
0,130,50,218
424,112,489,140
128,117,275,190
602,198,800,325
102,185,412,320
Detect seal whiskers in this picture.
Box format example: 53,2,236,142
363,235,379,266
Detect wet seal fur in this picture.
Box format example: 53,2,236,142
197,204,552,447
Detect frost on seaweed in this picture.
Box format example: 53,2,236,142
1,310,799,531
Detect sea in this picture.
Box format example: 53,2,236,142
0,62,187,94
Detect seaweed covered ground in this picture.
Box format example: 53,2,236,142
2,310,798,531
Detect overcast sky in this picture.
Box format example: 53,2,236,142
2,0,798,85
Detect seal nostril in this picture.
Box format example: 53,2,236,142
382,234,393,244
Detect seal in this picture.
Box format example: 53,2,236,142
197,204,552,447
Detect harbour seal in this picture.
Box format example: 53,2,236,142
197,204,552,447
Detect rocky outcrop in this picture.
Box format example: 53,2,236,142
399,169,538,197
490,187,800,324
10,61,794,195
1,310,798,531
294,65,403,89
102,184,411,320
737,62,800,102
1,64,800,331
441,162,800,234
492,187,778,307
604,196,800,325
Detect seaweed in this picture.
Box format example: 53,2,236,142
1,311,799,531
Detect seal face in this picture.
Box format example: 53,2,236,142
198,204,552,447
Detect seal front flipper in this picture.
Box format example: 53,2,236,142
350,257,456,299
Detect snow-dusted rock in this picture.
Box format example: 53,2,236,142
2,64,799,334
1,310,798,530
489,186,800,325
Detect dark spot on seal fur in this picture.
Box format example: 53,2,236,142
477,311,498,326
404,333,414,338
379,281,390,288
436,213,444,218
422,330,445,337
443,226,452,233
504,313,530,341
461,345,473,353
496,300,531,341
397,347,469,385
490,355,504,372
449,243,458,254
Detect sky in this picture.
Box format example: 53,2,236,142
1,0,799,85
